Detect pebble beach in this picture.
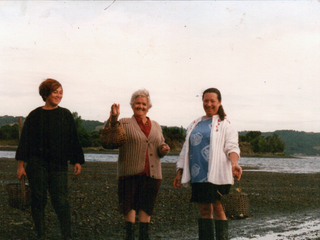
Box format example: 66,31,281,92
1,158,320,239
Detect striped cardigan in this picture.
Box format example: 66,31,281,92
108,116,168,179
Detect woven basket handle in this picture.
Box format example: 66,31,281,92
232,179,242,193
104,117,110,129
218,180,242,197
105,117,117,129
108,117,113,128
20,175,27,203
106,117,123,129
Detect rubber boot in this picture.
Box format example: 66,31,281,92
36,224,46,240
125,221,135,240
32,210,46,239
198,218,214,240
215,220,228,240
59,210,72,240
139,222,150,240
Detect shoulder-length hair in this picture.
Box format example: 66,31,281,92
202,88,226,121
130,89,152,109
39,78,62,102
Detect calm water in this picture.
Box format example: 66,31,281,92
2,151,320,174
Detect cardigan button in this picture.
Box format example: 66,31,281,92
151,165,154,168
150,154,153,156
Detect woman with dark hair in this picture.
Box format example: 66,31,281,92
16,78,84,239
173,88,242,240
102,89,170,240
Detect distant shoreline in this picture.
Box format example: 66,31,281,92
0,145,296,158
240,153,296,158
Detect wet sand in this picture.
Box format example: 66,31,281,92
0,158,319,239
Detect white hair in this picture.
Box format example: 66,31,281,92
130,89,152,109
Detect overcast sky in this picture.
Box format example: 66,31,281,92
1,1,319,133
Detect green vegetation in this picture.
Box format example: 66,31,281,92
0,124,19,140
239,130,320,156
82,120,104,132
72,112,101,148
263,130,320,156
0,115,25,126
161,126,185,150
239,131,285,154
1,115,320,156
0,114,186,151
0,113,103,148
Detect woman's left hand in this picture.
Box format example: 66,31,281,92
74,163,82,176
161,144,170,155
229,152,242,181
232,163,242,181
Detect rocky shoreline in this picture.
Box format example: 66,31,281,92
1,158,319,239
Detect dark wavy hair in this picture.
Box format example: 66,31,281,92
202,88,226,120
39,78,62,102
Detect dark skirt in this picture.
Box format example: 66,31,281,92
190,182,231,203
118,174,161,216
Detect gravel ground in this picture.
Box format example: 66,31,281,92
1,158,320,239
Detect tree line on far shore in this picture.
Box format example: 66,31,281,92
0,113,187,151
239,131,285,154
73,113,187,150
1,112,286,155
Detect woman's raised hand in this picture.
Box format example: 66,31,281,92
110,103,120,117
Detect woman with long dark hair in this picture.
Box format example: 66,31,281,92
173,88,242,240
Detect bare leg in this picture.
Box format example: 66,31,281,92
138,210,151,223
124,209,136,223
199,203,213,219
212,200,227,220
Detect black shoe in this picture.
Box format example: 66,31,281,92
37,232,47,240
198,218,214,240
125,221,135,240
215,220,228,240
139,222,150,240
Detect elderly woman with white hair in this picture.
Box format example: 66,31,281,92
104,89,170,240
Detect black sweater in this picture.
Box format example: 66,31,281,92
15,106,84,169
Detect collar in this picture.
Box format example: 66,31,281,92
134,115,150,125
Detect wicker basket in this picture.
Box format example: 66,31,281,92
221,181,249,219
6,175,31,210
101,120,127,149
221,192,249,219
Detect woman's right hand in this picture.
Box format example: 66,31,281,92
110,103,120,117
173,169,183,189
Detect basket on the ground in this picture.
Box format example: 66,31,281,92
101,120,127,149
221,192,249,219
6,175,31,209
